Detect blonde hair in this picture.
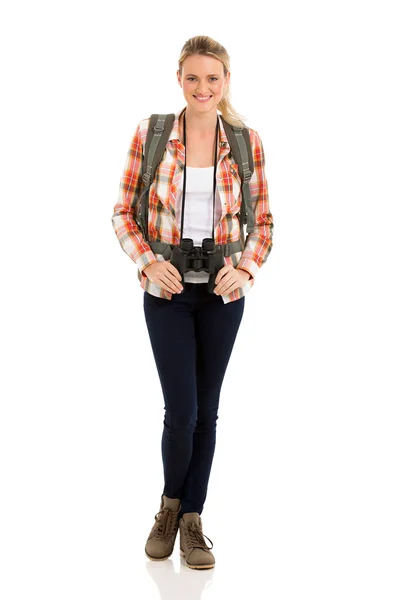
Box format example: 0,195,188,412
178,35,246,127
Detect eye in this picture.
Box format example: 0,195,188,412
186,76,219,82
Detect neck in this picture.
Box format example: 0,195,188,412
183,106,218,133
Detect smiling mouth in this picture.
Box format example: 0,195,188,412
193,95,212,102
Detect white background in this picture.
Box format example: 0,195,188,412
1,0,399,598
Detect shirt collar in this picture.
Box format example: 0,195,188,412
168,106,229,147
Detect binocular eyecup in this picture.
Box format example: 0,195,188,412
180,238,216,253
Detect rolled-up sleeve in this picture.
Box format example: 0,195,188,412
111,122,157,274
237,129,274,278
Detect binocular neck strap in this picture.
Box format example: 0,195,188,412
180,111,219,244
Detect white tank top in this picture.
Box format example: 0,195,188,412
176,166,222,284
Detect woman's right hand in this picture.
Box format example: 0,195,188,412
142,260,184,294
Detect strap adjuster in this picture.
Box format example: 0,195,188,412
243,168,252,182
142,166,152,184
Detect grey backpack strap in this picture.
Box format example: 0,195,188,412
221,118,255,236
138,113,175,239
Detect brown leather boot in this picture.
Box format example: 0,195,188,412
145,494,181,560
179,512,215,569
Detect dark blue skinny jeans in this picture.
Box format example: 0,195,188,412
143,283,245,516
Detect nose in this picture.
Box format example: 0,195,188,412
196,82,211,95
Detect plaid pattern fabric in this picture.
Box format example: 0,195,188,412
111,107,274,303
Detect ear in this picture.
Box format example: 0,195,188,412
225,71,231,86
177,70,182,87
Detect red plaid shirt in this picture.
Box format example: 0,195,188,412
111,107,274,303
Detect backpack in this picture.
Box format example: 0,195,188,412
137,113,254,251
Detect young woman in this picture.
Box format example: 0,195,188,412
111,35,274,569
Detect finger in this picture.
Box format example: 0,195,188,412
216,280,238,296
165,269,184,291
161,275,182,293
214,265,229,285
159,277,179,294
165,261,182,281
161,271,183,293
161,261,182,284
218,271,238,292
214,273,236,295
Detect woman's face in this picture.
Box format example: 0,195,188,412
177,54,230,114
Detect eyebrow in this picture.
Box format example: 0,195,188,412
185,73,220,77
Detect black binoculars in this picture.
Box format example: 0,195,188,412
170,238,225,294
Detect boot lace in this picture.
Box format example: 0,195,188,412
150,508,180,541
184,521,214,551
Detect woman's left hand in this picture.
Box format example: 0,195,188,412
213,265,251,296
